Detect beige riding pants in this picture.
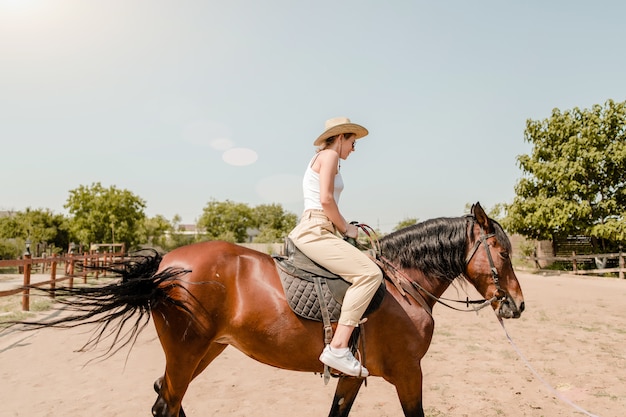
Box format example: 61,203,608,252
288,210,383,327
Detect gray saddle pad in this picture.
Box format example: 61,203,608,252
273,238,386,322
276,264,343,322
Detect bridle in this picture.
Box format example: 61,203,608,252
353,220,508,314
463,226,508,303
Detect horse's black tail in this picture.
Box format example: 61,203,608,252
9,249,191,358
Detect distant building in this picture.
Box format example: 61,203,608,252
177,224,201,236
0,210,16,218
164,224,203,238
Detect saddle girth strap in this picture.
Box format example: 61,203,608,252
313,277,333,385
313,277,334,344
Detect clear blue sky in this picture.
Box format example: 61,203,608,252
2,1,625,232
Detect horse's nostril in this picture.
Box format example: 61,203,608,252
519,301,525,312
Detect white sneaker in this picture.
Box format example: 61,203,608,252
319,345,369,377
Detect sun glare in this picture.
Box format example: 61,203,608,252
1,0,41,11
222,148,258,166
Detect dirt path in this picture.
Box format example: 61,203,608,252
1,272,624,416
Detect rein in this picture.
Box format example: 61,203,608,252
352,222,502,314
350,223,601,417
498,318,601,417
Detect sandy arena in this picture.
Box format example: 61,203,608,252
1,271,624,417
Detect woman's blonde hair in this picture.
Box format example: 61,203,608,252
316,133,354,152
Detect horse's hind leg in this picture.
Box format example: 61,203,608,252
189,342,227,380
151,298,226,417
153,378,187,417
152,342,227,417
328,376,365,417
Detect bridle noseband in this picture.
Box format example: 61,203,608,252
464,226,507,302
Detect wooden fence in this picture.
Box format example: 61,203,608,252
517,251,626,278
0,252,124,311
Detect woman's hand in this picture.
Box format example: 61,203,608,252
344,223,358,239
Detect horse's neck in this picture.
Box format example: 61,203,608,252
403,268,453,307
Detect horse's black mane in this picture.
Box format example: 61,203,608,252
379,215,511,282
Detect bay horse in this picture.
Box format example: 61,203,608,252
16,202,524,416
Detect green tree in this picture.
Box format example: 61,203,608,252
140,215,173,249
0,211,24,258
252,204,297,243
0,239,20,260
0,208,69,255
393,217,418,231
167,214,198,249
487,203,507,224
65,182,146,250
197,200,297,243
503,99,626,250
197,199,254,243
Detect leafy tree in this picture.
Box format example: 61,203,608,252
0,212,19,240
252,204,297,243
166,214,198,249
140,215,173,249
393,217,418,231
197,200,297,243
486,203,507,224
197,199,254,243
0,208,69,255
65,182,146,250
0,239,20,260
503,99,626,250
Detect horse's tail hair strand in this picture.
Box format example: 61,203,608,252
9,249,191,359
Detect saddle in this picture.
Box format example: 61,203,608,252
273,238,386,323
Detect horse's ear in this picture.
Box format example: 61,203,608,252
471,202,491,231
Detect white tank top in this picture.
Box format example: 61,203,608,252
303,155,344,211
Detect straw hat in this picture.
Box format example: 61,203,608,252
313,117,368,146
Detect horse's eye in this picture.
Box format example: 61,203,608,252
499,251,510,260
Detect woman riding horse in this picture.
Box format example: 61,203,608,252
289,116,383,377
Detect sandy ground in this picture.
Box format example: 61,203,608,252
1,271,625,417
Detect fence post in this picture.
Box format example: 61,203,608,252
82,253,88,284
102,252,108,277
68,254,75,289
50,253,57,298
572,251,577,274
94,253,100,280
619,250,624,280
22,254,32,311
533,248,540,269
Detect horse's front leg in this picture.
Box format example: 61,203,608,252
327,376,365,417
394,367,425,417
